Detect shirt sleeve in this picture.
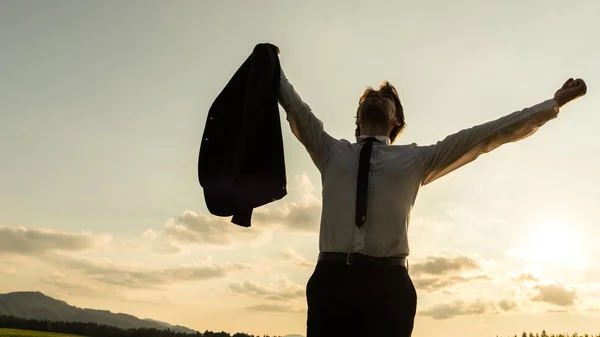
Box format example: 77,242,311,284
278,67,338,170
415,99,560,185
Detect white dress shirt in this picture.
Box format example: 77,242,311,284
277,69,560,258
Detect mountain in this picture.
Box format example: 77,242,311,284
0,291,197,334
142,318,198,334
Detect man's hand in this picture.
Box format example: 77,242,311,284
554,78,587,107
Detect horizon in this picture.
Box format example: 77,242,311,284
1,1,599,337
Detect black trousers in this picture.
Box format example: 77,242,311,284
306,260,417,337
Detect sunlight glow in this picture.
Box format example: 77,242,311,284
506,221,587,268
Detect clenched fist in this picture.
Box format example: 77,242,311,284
554,78,587,107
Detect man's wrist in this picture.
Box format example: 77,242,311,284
553,96,565,107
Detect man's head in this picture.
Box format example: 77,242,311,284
355,81,405,143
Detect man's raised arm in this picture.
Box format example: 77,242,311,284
278,67,338,170
415,78,587,185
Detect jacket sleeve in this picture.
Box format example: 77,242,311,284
415,99,560,185
278,68,339,171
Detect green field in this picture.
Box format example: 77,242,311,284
0,328,83,337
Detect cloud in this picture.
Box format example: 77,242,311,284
231,277,306,314
47,254,250,289
513,273,539,283
252,201,321,232
142,229,159,240
0,267,16,276
139,210,271,253
246,303,304,313
0,226,110,255
531,283,578,307
40,272,175,305
161,210,265,247
235,173,321,232
410,255,481,276
586,304,600,313
420,297,520,320
286,173,321,204
144,174,322,253
413,274,492,292
146,205,319,253
410,254,491,292
40,272,103,297
498,299,518,311
281,249,315,268
229,279,304,302
419,299,496,320
152,239,183,254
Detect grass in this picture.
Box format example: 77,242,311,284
0,328,84,337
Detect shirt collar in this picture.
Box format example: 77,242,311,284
357,135,391,145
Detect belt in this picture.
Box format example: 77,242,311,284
318,252,408,269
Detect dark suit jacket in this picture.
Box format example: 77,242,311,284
198,43,287,227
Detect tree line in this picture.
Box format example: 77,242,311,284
501,332,600,337
5,315,597,337
0,315,282,337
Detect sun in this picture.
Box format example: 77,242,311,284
507,220,586,268
527,221,578,257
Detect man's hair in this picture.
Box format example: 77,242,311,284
354,81,405,143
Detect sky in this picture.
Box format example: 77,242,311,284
0,0,599,336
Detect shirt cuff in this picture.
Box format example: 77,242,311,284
547,98,561,113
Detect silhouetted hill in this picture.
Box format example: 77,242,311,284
142,318,197,334
0,291,197,334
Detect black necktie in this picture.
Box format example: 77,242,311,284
355,137,377,228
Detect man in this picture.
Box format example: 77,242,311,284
277,62,587,337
